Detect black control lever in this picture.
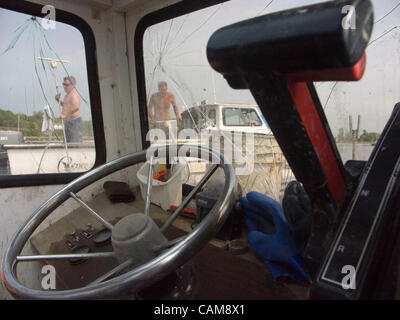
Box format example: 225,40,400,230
207,0,374,277
208,0,373,85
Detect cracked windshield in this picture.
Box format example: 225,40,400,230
0,8,95,175
143,0,400,200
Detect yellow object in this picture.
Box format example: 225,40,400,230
159,158,166,171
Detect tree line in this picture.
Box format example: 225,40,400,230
0,109,93,139
336,128,380,143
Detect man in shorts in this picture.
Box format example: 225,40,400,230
55,75,82,143
148,81,181,140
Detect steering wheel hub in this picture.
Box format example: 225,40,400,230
112,214,167,264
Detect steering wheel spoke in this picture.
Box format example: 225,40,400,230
69,192,114,231
144,156,154,217
160,164,219,234
88,258,135,286
16,252,116,262
152,235,186,253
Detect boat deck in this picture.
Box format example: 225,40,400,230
29,188,310,299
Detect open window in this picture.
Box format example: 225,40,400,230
0,1,105,187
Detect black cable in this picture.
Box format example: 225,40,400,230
375,1,400,24
167,4,223,55
368,26,399,46
323,82,338,111
256,0,274,17
33,19,89,105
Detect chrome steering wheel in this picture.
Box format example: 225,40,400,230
1,145,236,299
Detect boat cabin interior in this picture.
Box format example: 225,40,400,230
0,0,399,301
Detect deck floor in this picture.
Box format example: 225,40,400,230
30,188,310,299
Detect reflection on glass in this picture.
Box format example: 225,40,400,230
314,0,400,163
0,8,95,175
148,81,180,140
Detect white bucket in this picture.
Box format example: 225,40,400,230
137,159,189,211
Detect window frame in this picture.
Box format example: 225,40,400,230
0,0,106,188
208,109,217,126
134,0,228,149
222,107,263,127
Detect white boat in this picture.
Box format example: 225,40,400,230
148,103,293,200
0,129,95,175
3,141,95,174
180,103,272,135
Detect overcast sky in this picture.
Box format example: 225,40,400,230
0,0,399,135
0,8,90,120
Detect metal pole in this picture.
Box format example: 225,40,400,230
53,63,70,164
211,70,217,104
37,57,71,168
160,164,219,234
349,115,355,160
353,115,361,160
16,252,116,262
144,156,153,217
69,192,114,231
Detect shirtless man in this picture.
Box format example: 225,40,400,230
148,81,181,140
55,76,82,143
148,81,182,123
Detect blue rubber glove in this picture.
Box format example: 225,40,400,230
240,191,309,283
